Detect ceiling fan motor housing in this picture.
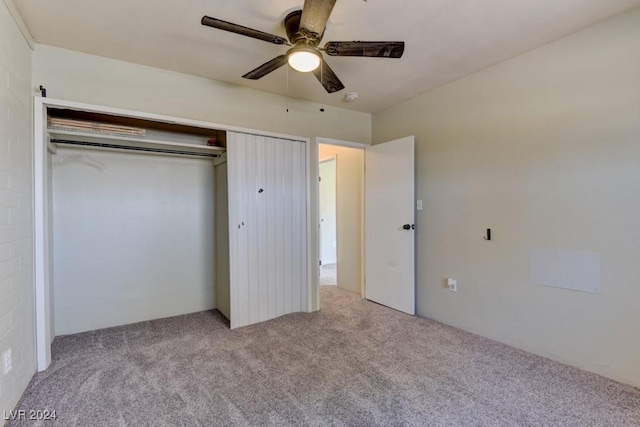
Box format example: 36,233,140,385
285,10,322,45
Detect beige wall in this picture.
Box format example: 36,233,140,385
373,8,640,386
0,0,35,415
318,144,364,294
32,45,371,145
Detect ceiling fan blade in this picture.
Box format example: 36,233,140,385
324,41,405,58
242,55,287,80
312,58,345,93
300,0,336,39
201,16,289,46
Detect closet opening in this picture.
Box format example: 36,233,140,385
46,107,229,337
35,98,313,370
51,146,224,335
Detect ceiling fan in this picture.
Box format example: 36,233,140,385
201,0,405,94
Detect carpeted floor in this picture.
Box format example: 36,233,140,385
320,263,337,286
10,287,640,426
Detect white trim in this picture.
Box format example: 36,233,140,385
306,135,315,312
318,156,338,275
360,150,365,299
33,98,49,370
316,136,369,149
308,139,320,311
319,155,337,164
3,0,34,50
34,97,313,368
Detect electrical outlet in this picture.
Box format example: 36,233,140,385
3,348,11,374
447,278,457,292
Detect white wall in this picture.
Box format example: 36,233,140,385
32,45,371,145
318,144,363,294
52,147,215,334
373,8,640,386
0,0,35,415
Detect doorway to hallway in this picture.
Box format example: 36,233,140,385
319,157,337,285
317,143,364,294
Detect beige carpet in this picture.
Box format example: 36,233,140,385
10,286,640,426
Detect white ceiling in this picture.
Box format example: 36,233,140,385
13,0,640,113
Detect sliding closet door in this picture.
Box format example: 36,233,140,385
227,132,308,329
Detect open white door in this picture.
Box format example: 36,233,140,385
365,136,415,315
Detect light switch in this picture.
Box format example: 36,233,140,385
3,349,11,374
417,200,423,211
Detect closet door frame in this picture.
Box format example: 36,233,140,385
33,97,314,371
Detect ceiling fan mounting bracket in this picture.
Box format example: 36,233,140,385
300,28,322,43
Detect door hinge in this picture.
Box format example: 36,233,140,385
319,260,322,266
318,176,321,182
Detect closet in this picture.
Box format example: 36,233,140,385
48,108,226,335
34,98,310,368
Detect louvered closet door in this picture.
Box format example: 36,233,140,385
227,132,308,329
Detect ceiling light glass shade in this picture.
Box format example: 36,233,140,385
287,50,320,72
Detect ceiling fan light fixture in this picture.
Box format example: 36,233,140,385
287,47,321,72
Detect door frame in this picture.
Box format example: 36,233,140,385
314,137,368,304
34,97,313,371
318,155,337,272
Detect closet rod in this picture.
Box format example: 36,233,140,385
50,139,220,158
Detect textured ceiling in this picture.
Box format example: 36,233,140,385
13,0,640,113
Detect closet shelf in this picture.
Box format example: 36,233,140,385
47,128,226,157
